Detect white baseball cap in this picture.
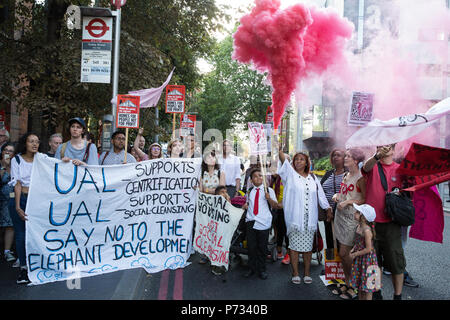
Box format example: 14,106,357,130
353,203,376,222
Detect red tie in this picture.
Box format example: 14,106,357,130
253,188,260,215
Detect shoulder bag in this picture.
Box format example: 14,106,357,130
377,163,415,226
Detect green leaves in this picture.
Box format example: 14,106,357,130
191,34,272,134
1,0,225,142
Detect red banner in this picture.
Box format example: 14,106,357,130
398,143,450,192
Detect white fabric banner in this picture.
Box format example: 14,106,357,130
345,97,450,148
193,193,243,270
25,154,201,285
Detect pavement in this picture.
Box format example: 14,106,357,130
0,259,147,300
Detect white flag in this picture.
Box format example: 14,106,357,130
345,97,450,148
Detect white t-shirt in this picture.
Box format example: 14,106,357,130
245,185,277,230
10,154,34,187
218,154,241,186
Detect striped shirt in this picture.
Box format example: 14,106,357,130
322,172,345,207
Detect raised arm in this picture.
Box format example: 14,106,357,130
133,128,147,159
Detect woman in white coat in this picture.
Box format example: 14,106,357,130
278,148,332,285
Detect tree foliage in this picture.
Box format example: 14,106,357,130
191,33,272,135
0,0,227,144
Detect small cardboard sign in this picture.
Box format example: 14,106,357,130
165,85,185,113
265,105,273,125
248,122,268,155
348,91,374,126
116,95,140,129
324,249,345,280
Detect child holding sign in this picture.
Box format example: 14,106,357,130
242,169,279,280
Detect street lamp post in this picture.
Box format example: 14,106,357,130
111,7,121,132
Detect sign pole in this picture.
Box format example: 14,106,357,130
111,8,121,132
124,127,128,163
172,113,176,139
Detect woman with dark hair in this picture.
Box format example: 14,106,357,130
331,148,366,299
320,149,346,250
9,132,41,284
199,151,225,195
278,149,332,285
0,143,16,263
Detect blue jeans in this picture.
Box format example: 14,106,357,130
9,195,27,268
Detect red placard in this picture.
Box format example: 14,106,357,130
165,85,185,114
116,95,140,129
265,105,273,124
180,114,196,137
0,110,9,131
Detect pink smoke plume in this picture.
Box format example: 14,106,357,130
232,0,353,129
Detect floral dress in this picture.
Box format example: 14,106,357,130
349,226,379,293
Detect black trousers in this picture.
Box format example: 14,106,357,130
246,221,269,274
274,209,289,249
323,220,334,249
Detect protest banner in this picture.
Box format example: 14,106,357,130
348,92,374,126
25,154,201,285
410,185,444,244
346,97,450,148
248,122,269,189
194,193,243,270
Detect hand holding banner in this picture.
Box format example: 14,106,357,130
25,154,201,285
194,193,243,270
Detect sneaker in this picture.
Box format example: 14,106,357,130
383,268,391,275
281,253,290,265
12,259,20,268
211,266,224,276
277,252,284,260
404,273,419,288
17,269,30,285
4,251,16,262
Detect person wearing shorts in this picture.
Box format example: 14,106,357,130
362,144,406,300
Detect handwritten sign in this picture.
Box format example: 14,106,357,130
248,122,268,155
180,114,196,137
398,143,450,192
194,193,243,270
25,154,201,285
348,92,374,126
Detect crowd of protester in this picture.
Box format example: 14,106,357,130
0,117,421,300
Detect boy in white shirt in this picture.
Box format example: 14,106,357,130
242,169,279,280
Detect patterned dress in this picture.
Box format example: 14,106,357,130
288,176,316,252
349,226,379,293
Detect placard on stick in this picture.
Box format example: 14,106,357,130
116,95,140,129
165,85,185,114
